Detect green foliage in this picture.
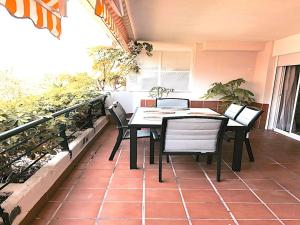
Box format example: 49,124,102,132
0,73,104,181
149,86,174,99
202,78,255,108
89,41,153,91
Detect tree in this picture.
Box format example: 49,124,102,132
89,41,153,91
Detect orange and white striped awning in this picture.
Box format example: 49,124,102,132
95,0,130,49
0,0,62,38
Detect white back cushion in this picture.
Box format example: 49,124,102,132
224,104,244,119
157,99,188,108
235,108,260,126
164,118,222,153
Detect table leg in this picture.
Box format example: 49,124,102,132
232,128,245,171
130,127,138,169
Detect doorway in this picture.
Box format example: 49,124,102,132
269,65,300,140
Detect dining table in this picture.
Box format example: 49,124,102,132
128,107,247,171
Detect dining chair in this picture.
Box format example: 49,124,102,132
227,106,263,162
156,98,190,108
151,98,190,163
158,116,228,182
224,103,245,120
108,101,151,160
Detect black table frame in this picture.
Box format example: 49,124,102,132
128,109,246,171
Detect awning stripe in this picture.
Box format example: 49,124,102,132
0,0,62,38
94,0,130,49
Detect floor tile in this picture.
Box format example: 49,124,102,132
182,190,220,203
145,178,177,189
99,219,142,225
254,190,299,203
66,188,105,202
100,202,142,219
212,179,248,190
178,178,212,189
49,188,70,202
227,203,276,219
54,202,100,219
49,219,96,225
186,203,231,219
268,204,300,219
219,190,259,203
145,202,186,219
146,219,189,225
35,202,61,220
110,178,143,189
145,189,182,202
237,220,282,225
243,179,283,190
106,189,143,202
192,220,235,225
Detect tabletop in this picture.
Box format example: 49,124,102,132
128,107,244,128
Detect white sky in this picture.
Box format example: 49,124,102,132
0,0,112,83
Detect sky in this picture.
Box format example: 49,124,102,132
0,0,112,84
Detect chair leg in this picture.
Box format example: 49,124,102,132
150,133,155,164
166,155,170,163
245,138,255,162
207,154,213,164
159,149,163,182
109,129,123,161
216,151,222,182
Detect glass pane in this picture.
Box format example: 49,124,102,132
291,83,300,135
160,71,190,91
276,66,300,132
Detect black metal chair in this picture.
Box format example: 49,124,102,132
158,116,228,182
108,101,150,160
223,103,245,120
226,106,263,162
156,98,190,108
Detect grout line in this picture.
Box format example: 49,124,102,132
45,149,100,225
271,179,300,202
222,161,285,225
142,139,146,225
170,156,193,225
94,143,124,225
198,162,239,225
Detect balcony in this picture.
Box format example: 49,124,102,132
28,124,300,225
1,0,300,224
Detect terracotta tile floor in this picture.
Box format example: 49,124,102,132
32,126,300,225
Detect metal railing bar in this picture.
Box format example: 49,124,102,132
0,96,104,141
0,137,52,171
0,130,49,155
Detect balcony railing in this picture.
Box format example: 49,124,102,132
0,95,107,225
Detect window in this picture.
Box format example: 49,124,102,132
127,50,191,91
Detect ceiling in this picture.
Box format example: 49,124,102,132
126,0,300,42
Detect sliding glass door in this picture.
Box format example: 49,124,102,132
273,65,300,140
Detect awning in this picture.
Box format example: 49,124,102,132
95,0,130,49
0,0,63,38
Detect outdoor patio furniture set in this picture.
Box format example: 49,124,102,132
108,98,263,182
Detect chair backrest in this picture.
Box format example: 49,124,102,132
160,116,228,153
156,98,190,108
235,106,263,130
224,103,245,120
108,101,127,128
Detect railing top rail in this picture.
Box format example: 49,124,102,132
0,95,106,142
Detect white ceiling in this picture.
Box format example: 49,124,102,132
126,0,300,42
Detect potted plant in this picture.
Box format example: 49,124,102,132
202,78,255,109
